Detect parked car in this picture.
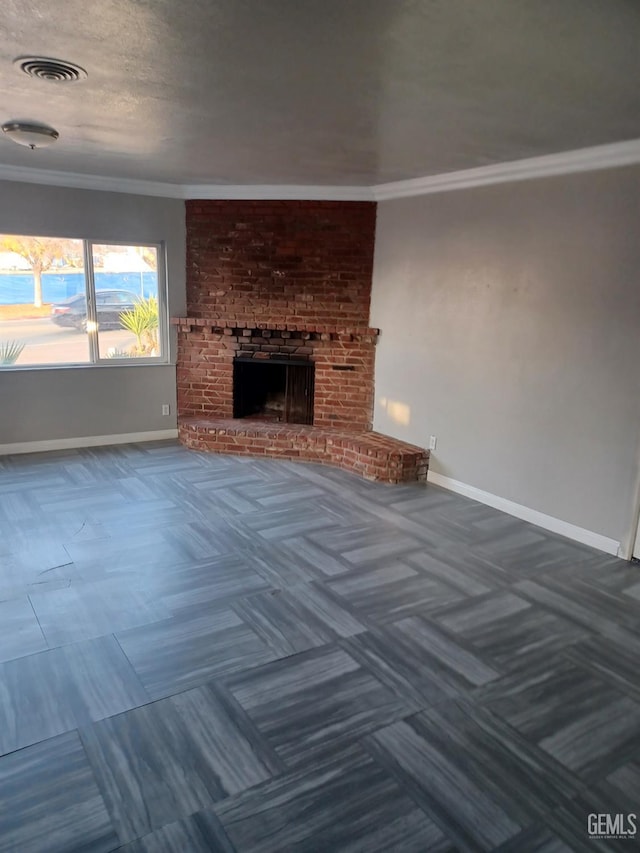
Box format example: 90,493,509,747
50,289,140,331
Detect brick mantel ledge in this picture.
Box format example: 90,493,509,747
171,317,380,337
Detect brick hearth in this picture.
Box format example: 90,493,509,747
179,418,429,484
176,199,429,483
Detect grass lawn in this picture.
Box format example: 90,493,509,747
0,304,51,320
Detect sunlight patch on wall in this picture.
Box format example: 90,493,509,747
378,396,411,426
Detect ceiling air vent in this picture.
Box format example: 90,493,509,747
15,56,87,82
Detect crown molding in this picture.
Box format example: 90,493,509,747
0,162,373,201
182,183,373,201
0,138,638,201
0,162,186,197
372,138,640,200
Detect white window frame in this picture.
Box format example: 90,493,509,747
0,236,169,370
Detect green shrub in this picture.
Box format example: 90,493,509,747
119,297,159,355
0,340,25,365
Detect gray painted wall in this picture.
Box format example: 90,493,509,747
0,180,185,444
371,166,640,546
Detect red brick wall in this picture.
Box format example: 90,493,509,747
178,200,378,430
185,200,376,325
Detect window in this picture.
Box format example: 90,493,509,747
0,235,167,368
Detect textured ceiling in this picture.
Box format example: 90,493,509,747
1,0,639,186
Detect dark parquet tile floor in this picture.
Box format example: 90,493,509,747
0,441,639,852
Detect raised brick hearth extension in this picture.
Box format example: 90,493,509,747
176,200,429,483
179,419,429,484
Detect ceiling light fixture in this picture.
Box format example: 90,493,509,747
1,121,59,149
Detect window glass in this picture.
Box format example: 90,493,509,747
0,235,89,366
0,236,165,368
92,244,161,360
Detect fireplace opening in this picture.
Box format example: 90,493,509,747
233,358,314,424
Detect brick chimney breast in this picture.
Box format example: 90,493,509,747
178,200,378,431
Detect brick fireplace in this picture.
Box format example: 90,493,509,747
175,200,428,483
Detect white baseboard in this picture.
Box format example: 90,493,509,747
0,429,179,456
428,470,621,557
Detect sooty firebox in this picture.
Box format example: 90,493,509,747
233,358,314,425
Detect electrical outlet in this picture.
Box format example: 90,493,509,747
161,404,171,416
429,435,437,450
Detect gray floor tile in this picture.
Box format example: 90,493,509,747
605,758,640,799
215,743,451,853
81,701,218,844
246,482,328,509
538,694,640,780
84,682,279,846
365,701,581,851
541,792,637,853
478,655,640,780
389,615,500,689
286,581,367,637
239,505,340,541
117,605,277,699
340,628,460,711
541,572,640,632
232,590,337,656
119,809,236,853
551,552,639,593
326,562,462,623
29,577,170,645
60,634,150,724
0,647,74,754
623,580,640,600
493,824,577,852
0,635,148,755
0,542,77,600
0,596,48,663
225,645,411,767
35,482,132,515
161,518,248,561
147,553,271,615
0,441,639,851
63,529,186,577
0,730,117,853
479,534,597,576
169,682,283,786
515,577,640,636
366,717,521,850
249,543,321,587
433,590,532,633
564,629,640,703
407,548,493,596
97,498,190,535
417,541,513,589
281,534,353,576
431,591,588,671
308,523,423,567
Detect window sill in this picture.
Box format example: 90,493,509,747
0,360,174,372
